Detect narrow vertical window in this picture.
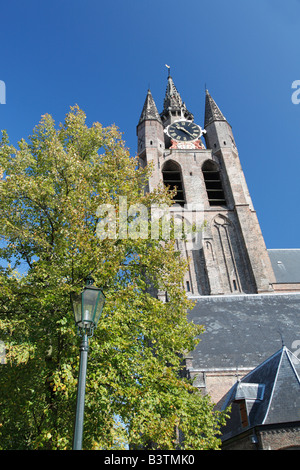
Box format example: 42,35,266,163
162,160,185,206
202,160,226,206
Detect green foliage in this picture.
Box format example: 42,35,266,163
0,106,228,450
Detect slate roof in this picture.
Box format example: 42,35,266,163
204,89,227,127
268,249,300,283
138,89,162,126
220,346,300,440
187,293,300,371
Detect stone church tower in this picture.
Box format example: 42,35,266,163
137,73,276,297
136,73,300,434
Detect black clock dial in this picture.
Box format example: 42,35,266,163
168,120,201,142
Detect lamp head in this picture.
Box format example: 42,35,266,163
71,276,106,336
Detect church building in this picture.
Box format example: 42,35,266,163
137,71,300,449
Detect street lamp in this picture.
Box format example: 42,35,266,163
71,275,106,450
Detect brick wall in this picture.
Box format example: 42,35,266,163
222,423,300,450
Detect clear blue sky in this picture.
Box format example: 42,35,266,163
1,0,300,249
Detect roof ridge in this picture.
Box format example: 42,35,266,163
262,347,285,424
286,348,300,384
240,347,285,382
268,248,300,251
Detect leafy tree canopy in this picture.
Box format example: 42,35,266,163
0,106,228,450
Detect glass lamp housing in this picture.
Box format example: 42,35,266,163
71,282,105,334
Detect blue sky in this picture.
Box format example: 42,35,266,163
1,0,300,249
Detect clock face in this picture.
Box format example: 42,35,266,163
167,120,202,142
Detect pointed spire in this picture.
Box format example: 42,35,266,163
161,74,193,121
138,89,162,125
204,89,227,127
163,75,183,110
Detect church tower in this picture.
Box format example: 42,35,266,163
137,72,276,296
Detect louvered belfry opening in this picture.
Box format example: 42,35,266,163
202,160,226,206
162,160,185,206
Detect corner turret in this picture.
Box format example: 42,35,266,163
204,89,236,152
136,89,164,160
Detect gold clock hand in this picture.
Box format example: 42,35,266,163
178,126,194,137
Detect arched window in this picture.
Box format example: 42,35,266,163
162,160,185,206
202,160,226,206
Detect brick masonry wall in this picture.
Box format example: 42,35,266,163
273,283,300,292
222,423,300,450
205,370,252,409
259,424,300,450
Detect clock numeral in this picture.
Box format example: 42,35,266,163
167,121,202,142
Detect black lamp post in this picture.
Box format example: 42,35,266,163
71,275,106,450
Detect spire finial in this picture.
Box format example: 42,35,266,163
165,64,171,77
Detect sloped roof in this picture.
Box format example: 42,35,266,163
187,293,300,371
204,89,227,127
137,89,162,125
268,249,300,283
221,347,300,440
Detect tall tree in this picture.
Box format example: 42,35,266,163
0,106,227,450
